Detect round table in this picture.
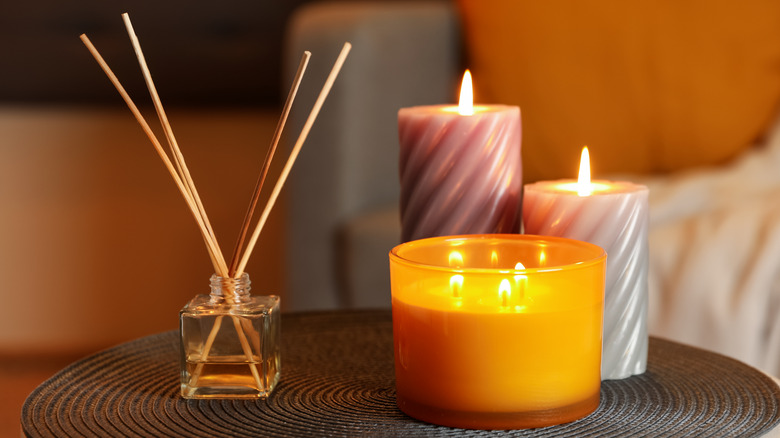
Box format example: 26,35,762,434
21,309,780,437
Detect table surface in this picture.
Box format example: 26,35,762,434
21,309,780,437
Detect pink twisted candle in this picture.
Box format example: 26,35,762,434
398,105,522,242
523,179,649,380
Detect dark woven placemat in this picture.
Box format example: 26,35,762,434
21,309,780,437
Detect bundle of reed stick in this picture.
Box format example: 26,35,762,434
80,13,350,279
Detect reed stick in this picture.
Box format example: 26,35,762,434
234,42,352,276
79,34,226,275
227,51,311,277
121,13,228,277
231,317,263,387
187,314,224,388
195,43,347,387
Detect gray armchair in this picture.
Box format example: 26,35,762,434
282,1,459,311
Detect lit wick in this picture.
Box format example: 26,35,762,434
458,70,474,116
450,275,464,298
449,251,464,298
499,279,511,307
577,146,592,197
513,262,527,300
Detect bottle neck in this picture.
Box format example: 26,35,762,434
209,273,251,303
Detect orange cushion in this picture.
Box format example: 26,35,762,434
457,0,780,182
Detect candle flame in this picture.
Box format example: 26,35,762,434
449,250,464,299
458,70,474,116
448,251,463,268
450,274,464,298
577,146,593,197
513,262,527,301
499,279,511,307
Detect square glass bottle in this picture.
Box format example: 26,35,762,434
180,273,280,399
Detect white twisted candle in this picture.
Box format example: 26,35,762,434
523,180,649,380
398,105,523,242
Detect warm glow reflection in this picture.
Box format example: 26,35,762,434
449,251,463,268
499,279,511,307
491,250,499,267
577,146,593,197
458,70,474,116
539,250,547,266
450,274,464,298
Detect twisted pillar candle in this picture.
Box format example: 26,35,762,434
523,180,649,380
398,105,522,242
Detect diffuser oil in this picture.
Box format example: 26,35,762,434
180,273,280,399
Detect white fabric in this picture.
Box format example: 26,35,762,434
636,113,780,377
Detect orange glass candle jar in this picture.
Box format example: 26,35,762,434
389,234,606,429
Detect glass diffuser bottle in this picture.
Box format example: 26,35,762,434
180,273,280,399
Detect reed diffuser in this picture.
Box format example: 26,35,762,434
81,13,350,399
